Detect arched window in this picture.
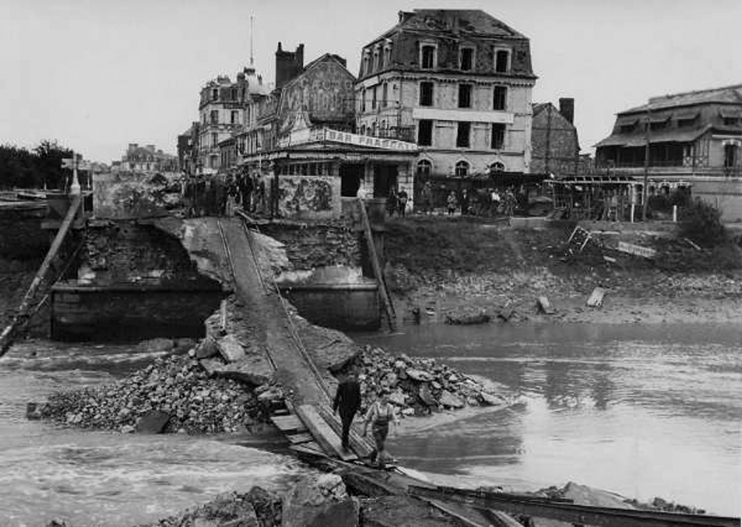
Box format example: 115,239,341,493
360,124,366,136
371,122,377,137
380,120,387,137
417,159,432,176
382,82,388,107
489,161,505,176
455,160,469,177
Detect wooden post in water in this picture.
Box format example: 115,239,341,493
0,194,82,356
357,198,396,331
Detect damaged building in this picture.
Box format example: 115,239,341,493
531,98,580,178
355,9,538,206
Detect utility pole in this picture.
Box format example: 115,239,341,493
642,107,651,221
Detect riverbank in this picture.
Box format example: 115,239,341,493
384,216,742,325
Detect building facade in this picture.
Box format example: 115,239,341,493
112,143,177,173
531,98,580,178
196,67,269,174
355,9,537,196
595,84,742,219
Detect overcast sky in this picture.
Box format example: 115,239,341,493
1,0,740,163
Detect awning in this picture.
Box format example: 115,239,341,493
719,108,742,119
616,116,639,127
675,110,699,121
645,114,671,124
595,125,710,148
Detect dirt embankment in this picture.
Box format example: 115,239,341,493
383,217,742,325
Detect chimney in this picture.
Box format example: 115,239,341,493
559,98,574,124
275,42,305,89
398,11,415,24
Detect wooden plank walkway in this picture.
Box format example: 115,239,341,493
297,404,356,462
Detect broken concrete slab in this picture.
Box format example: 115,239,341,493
201,355,273,387
439,390,464,409
216,334,246,363
406,369,434,382
195,337,219,359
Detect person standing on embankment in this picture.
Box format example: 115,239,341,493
362,388,398,469
333,369,361,451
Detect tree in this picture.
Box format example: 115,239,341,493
0,140,74,190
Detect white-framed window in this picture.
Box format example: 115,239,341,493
455,160,469,177
372,86,377,110
383,44,392,68
460,46,475,71
420,44,436,69
211,88,219,101
210,110,219,124
230,110,239,125
373,50,380,72
361,88,367,112
494,47,511,73
362,50,370,76
382,82,389,107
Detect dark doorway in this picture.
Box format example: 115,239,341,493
373,164,398,198
340,163,364,197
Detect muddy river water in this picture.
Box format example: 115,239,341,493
359,322,742,516
0,322,739,525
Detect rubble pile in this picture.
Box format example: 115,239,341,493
38,354,265,434
357,346,510,415
139,487,283,527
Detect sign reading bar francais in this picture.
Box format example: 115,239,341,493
323,128,417,151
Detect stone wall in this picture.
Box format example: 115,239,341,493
51,284,222,341
82,222,217,287
92,171,178,220
531,103,579,178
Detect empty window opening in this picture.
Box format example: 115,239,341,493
420,82,434,106
491,124,506,149
421,45,435,69
460,48,474,71
418,120,433,146
495,49,510,73
493,86,507,111
456,122,471,148
458,84,472,108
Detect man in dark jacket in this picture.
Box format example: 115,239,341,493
333,369,361,451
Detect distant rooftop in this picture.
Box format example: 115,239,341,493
620,83,742,114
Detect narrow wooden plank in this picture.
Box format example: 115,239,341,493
537,296,555,315
286,432,314,444
289,442,323,455
587,287,606,308
270,414,307,434
297,404,356,461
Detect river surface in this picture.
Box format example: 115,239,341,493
0,342,309,527
1,323,740,525
357,322,742,517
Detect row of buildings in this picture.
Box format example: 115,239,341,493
176,8,742,220
177,9,581,216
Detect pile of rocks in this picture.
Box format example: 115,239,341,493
139,487,283,527
357,346,510,416
37,354,265,434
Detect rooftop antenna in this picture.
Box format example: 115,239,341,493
249,15,254,67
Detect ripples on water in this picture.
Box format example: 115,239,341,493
358,322,742,516
0,341,308,527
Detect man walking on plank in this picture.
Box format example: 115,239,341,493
333,368,362,451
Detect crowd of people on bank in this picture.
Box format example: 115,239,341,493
182,172,266,218
417,180,527,217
